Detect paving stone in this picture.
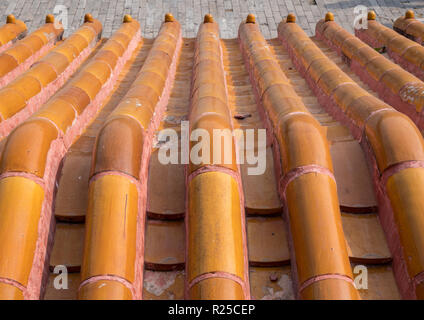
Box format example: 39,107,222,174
2,0,420,38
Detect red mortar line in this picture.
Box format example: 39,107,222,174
380,160,424,186
188,271,248,294
89,170,141,185
276,111,311,127
0,276,26,292
183,26,250,300
362,108,393,129
187,165,242,183
396,20,419,36
378,66,400,78
316,28,424,130
281,30,421,299
391,43,416,58
184,164,249,299
298,273,355,294
0,35,100,140
279,165,336,196
37,114,65,137
17,29,141,300
415,271,424,290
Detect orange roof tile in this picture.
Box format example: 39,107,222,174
0,15,27,50
1,11,424,300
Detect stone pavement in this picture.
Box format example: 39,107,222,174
2,0,424,38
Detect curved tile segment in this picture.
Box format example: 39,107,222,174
0,15,27,53
0,15,141,300
79,14,182,300
0,14,102,140
0,15,63,89
239,16,358,300
279,15,424,299
356,11,424,81
316,16,424,129
186,15,250,300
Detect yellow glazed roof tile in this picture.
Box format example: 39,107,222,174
0,11,423,301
